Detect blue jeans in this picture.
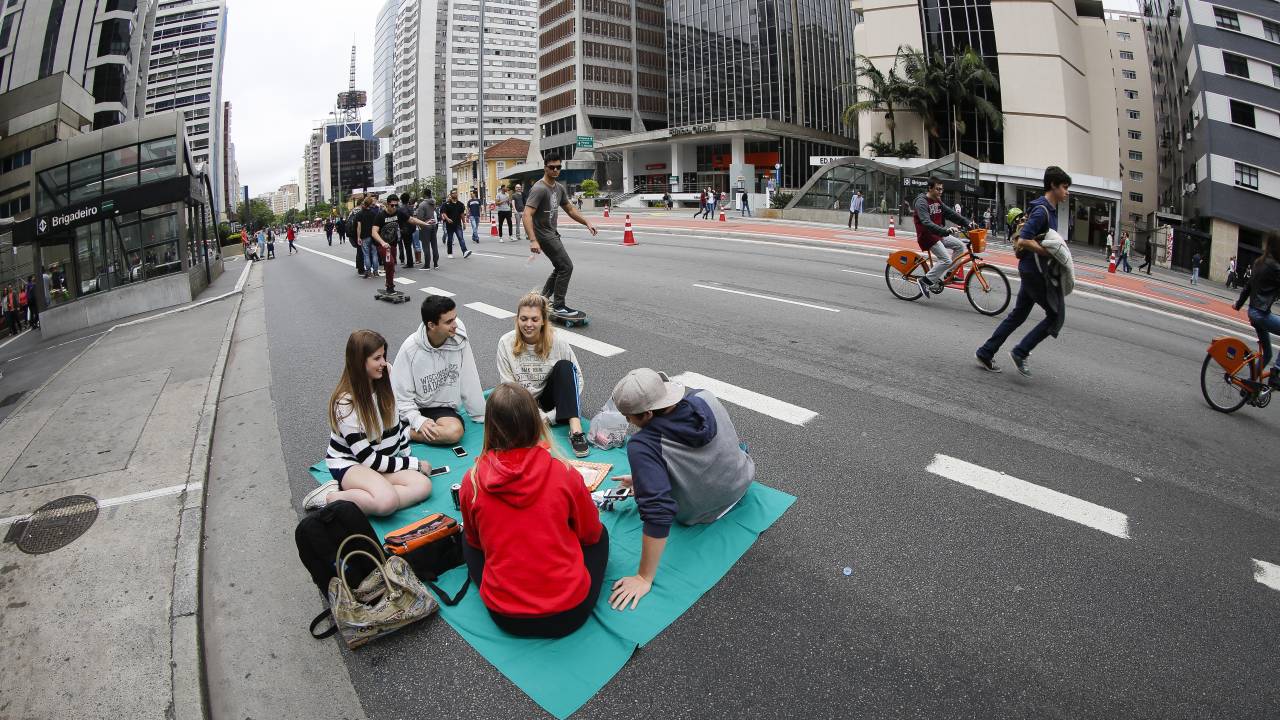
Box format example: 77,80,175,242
1191,267,1199,284
362,237,379,271
978,274,1058,362
444,223,468,254
1248,307,1280,375
470,214,481,243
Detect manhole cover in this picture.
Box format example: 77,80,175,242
15,495,98,554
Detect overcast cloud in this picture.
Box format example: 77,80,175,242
222,0,376,197
220,0,1138,197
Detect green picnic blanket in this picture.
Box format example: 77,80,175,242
309,416,795,719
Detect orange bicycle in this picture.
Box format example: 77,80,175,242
1200,336,1271,413
884,229,1011,316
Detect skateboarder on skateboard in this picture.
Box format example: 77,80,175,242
523,153,598,320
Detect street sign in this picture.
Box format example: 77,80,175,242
576,136,594,149
809,156,851,166
669,175,678,184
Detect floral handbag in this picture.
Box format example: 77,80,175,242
327,534,437,649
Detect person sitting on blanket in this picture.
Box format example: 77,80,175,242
303,330,434,514
460,383,610,638
392,295,486,446
607,369,754,610
496,292,590,458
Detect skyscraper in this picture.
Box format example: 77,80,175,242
1108,10,1158,249
145,0,229,218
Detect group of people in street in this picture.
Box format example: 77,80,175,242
2,274,43,335
306,288,755,636
241,225,298,261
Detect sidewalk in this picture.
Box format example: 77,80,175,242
0,261,248,719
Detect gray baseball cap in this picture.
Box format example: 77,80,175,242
611,368,685,415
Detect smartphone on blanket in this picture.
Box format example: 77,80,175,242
428,466,450,477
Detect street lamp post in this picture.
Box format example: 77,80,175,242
477,0,487,204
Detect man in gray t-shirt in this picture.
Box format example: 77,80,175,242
522,155,598,318
413,190,440,268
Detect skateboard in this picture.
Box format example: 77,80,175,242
550,312,588,328
374,288,411,304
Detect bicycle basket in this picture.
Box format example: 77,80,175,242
888,249,923,276
1207,336,1252,375
967,228,988,253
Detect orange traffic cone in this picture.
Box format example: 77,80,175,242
888,218,895,237
490,212,498,237
623,214,636,246
1108,253,1117,273
604,205,610,219
718,206,726,222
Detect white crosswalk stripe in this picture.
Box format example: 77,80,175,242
670,372,818,426
926,454,1131,539
1254,559,1280,592
465,302,516,319
419,287,455,297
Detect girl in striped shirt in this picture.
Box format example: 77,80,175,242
303,330,433,514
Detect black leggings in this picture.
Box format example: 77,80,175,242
464,525,609,638
422,225,439,267
537,359,581,423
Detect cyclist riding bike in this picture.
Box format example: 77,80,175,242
912,176,978,298
1232,229,1280,390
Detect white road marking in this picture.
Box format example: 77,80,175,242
4,331,105,364
670,371,818,426
294,243,414,284
0,482,201,527
926,454,1130,539
557,328,626,357
692,283,840,313
839,268,882,278
465,302,516,319
0,329,32,352
1254,559,1280,592
419,286,455,297
472,252,505,259
583,241,617,246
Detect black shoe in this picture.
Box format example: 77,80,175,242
552,305,585,318
1268,372,1280,389
1010,352,1031,378
976,352,1001,373
917,278,933,299
570,431,590,458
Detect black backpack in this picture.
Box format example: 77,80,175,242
295,500,380,638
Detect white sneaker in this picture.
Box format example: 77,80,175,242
303,480,339,511
447,252,454,258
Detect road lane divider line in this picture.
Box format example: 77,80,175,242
692,283,840,313
840,268,883,278
556,329,625,357
294,243,414,284
465,302,516,319
670,372,818,426
472,252,505,259
0,482,201,527
420,286,455,297
926,454,1130,539
1254,559,1280,592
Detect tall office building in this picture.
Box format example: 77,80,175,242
303,128,323,208
1144,0,1280,278
1108,10,1158,248
580,0,857,195
372,0,397,186
145,0,229,218
221,101,238,218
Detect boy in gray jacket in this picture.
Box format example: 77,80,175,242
391,295,486,445
607,368,754,610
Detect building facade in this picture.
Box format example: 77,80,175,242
371,0,397,186
1144,0,1280,279
578,0,858,198
144,0,229,220
1107,10,1159,249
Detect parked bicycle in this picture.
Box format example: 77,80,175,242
1200,335,1272,413
884,229,1011,316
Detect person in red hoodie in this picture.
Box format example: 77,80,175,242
459,383,608,637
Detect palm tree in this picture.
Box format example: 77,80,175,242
903,47,1003,160
843,51,913,147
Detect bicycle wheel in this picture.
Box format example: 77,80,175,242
1200,353,1249,413
885,263,924,301
964,264,1011,316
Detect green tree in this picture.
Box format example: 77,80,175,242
402,175,448,202
844,48,914,147
863,132,895,157
580,178,600,198
283,208,304,225
236,199,275,231
307,201,334,219
903,47,1002,160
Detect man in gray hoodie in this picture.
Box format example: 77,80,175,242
391,295,486,445
606,368,754,610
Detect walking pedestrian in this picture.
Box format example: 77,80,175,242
983,208,991,230
1106,230,1114,260
355,195,381,277
1137,237,1154,274
397,195,417,268
740,188,752,217
266,228,277,259
1191,251,1202,285
694,188,707,218
25,275,39,330
848,190,863,229
324,217,335,245
1118,232,1132,272
1226,256,1238,288
286,224,297,255
975,166,1073,377
414,189,440,269
3,285,19,336
496,185,513,241
1232,231,1280,391
522,154,598,320
512,183,526,241
256,228,267,261
440,189,472,259
468,189,483,246
663,191,672,211
346,204,365,276
17,283,28,329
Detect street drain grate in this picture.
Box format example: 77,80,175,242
0,392,25,408
13,495,99,554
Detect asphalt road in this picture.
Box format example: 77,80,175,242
262,225,1278,719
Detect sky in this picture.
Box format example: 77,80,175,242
222,0,377,196
221,0,1139,196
